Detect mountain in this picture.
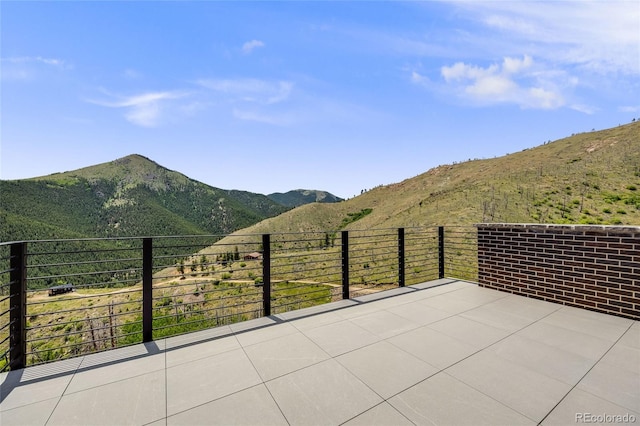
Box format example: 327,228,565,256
0,154,289,241
213,121,640,242
267,189,343,207
3,122,639,244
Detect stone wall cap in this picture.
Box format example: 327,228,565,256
474,223,640,234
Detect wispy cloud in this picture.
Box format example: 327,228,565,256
2,56,70,68
406,1,638,112
195,77,295,125
473,1,639,75
436,0,639,76
1,56,72,80
196,78,293,104
86,90,190,127
242,39,265,54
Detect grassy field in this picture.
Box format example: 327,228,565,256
14,275,335,367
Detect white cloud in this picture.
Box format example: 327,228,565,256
86,90,189,127
242,39,265,54
439,0,640,76
438,55,568,109
411,71,428,86
196,78,293,104
503,55,533,75
402,1,637,113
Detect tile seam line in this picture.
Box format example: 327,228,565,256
331,342,437,425
261,280,467,334
164,338,168,425
163,382,286,424
418,294,559,342
44,364,167,398
380,305,566,424
241,333,333,382
536,320,638,425
337,400,416,426
43,354,86,425
233,329,291,425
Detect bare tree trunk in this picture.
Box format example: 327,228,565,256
88,315,98,352
109,301,116,349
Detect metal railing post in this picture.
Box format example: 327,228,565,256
262,234,271,316
142,238,153,342
438,226,445,279
9,242,27,370
341,231,350,299
398,228,405,287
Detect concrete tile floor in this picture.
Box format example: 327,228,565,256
1,278,638,425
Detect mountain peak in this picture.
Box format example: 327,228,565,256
115,153,168,167
32,153,191,193
267,189,343,207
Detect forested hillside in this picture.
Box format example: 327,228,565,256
0,154,289,241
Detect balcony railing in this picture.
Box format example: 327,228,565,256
0,226,478,371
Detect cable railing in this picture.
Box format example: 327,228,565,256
0,226,477,371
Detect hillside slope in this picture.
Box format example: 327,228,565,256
224,122,640,240
0,154,289,240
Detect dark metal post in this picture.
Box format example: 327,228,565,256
438,226,445,279
9,242,27,370
262,234,271,316
341,231,350,299
142,238,153,342
398,228,405,287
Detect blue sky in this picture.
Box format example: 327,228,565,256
2,1,639,199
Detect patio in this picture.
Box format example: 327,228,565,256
1,278,638,425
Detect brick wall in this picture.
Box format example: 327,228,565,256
476,223,639,320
